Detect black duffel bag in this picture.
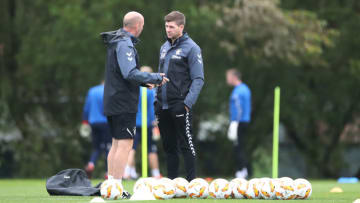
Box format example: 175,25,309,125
46,168,101,196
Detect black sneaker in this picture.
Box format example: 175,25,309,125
122,190,131,199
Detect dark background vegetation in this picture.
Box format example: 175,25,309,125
1,0,359,178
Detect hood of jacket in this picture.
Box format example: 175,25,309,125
100,29,139,45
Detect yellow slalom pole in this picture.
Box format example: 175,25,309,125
272,87,280,178
141,87,148,178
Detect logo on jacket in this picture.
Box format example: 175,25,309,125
171,48,182,60
160,53,166,59
176,48,182,55
197,53,202,64
160,49,167,59
171,55,181,59
126,52,133,61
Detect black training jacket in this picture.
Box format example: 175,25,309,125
101,29,162,116
156,33,204,110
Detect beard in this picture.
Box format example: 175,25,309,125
169,32,181,40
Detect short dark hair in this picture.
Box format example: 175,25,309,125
227,68,242,80
164,11,186,26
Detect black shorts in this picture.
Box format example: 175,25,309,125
107,113,136,140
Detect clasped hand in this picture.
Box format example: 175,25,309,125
146,73,169,89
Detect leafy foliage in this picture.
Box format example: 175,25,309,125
0,0,359,178
217,0,337,66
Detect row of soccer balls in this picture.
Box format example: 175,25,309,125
101,176,312,200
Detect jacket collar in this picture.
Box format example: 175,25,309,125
118,28,140,45
166,32,189,47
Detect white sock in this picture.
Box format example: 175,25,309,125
130,167,138,178
235,168,248,179
235,171,242,178
124,165,131,177
115,178,122,184
152,169,160,177
241,167,248,177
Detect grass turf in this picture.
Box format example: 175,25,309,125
0,179,359,202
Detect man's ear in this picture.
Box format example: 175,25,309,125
136,22,141,29
179,24,185,30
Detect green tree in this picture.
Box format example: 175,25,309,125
1,0,359,178
215,0,360,177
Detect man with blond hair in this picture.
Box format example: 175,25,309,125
101,11,168,198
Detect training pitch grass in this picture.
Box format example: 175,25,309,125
0,179,359,202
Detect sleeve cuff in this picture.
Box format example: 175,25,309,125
184,101,192,109
156,73,163,84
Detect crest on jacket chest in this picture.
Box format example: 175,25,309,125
175,48,182,55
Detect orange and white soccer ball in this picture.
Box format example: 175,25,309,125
133,177,154,193
274,177,296,200
173,177,189,198
245,178,261,199
208,178,232,199
100,179,123,200
152,178,176,200
259,178,276,200
187,178,209,199
230,178,248,199
294,178,312,199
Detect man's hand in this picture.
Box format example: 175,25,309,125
152,120,158,126
159,73,169,86
146,84,156,89
185,105,189,112
146,73,169,88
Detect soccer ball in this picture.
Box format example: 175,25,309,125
245,178,261,199
259,178,276,200
173,177,189,198
279,177,296,200
100,179,123,200
131,178,156,201
187,178,209,199
274,177,296,200
208,178,232,199
152,178,176,200
133,177,154,193
294,178,312,199
230,178,248,199
273,179,283,199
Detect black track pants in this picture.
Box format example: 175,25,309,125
235,122,251,173
157,104,196,181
